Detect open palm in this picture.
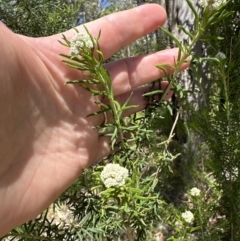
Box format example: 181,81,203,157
0,4,188,236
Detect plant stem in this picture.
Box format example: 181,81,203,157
97,67,126,149
125,222,135,241
160,23,205,102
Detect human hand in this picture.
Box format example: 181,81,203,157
0,4,188,236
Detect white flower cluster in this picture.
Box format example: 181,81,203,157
181,210,194,223
190,187,201,197
199,0,227,9
100,163,129,188
70,32,94,56
215,52,226,60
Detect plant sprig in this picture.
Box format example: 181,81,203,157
59,26,138,150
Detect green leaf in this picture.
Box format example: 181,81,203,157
133,195,156,201
156,63,176,78
142,90,164,97
87,108,112,117
167,105,173,116
60,34,71,46
96,50,104,63
81,85,107,96
58,40,69,47
178,25,194,39
121,92,133,108
186,0,199,23
95,101,112,110
121,126,139,131
66,79,101,85
121,104,138,111
160,27,184,52
59,53,72,59
190,226,201,232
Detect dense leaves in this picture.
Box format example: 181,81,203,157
0,0,83,36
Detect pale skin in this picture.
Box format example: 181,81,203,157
0,4,189,236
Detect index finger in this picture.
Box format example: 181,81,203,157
60,4,167,59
